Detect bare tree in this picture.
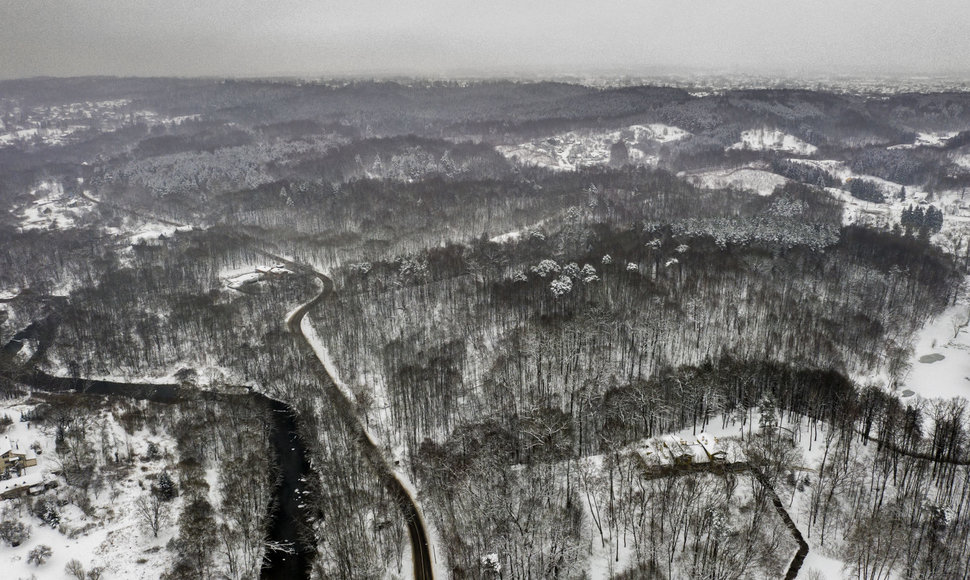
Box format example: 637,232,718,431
136,492,165,537
65,559,86,580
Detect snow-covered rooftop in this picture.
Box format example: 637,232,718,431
0,471,44,495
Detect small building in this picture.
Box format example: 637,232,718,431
636,444,665,469
0,436,38,473
696,433,728,464
664,436,693,465
0,471,47,499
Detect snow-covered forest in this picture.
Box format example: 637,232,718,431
2,77,970,579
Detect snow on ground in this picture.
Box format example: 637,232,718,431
605,411,854,578
301,315,450,579
0,128,39,146
1,100,200,151
888,131,958,150
40,343,238,389
787,159,970,235
952,152,970,170
497,123,689,171
685,166,788,196
581,413,801,578
0,400,181,580
221,263,295,291
586,525,635,580
0,126,90,148
631,123,692,143
824,186,897,227
727,128,818,155
13,339,37,364
801,549,848,579
489,229,526,244
489,220,547,244
128,224,193,246
12,180,94,231
900,276,970,401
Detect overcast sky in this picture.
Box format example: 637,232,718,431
2,0,969,79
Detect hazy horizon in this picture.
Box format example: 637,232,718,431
3,1,970,81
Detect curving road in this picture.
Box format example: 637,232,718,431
287,269,435,580
80,188,435,577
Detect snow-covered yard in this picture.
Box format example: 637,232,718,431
0,399,182,580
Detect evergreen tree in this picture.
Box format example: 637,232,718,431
154,469,178,501
849,179,885,203
925,205,944,234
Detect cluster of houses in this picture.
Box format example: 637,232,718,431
637,432,730,468
0,435,47,499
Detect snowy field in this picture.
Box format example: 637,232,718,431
684,166,789,196
781,159,970,245
887,131,959,150
127,224,193,246
901,276,970,401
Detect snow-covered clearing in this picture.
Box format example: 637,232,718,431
952,152,970,170
128,223,194,246
785,159,970,238
489,220,548,244
0,126,91,149
497,123,688,171
685,167,788,196
631,123,691,143
888,131,958,150
221,263,294,291
901,275,970,401
728,128,818,155
0,128,39,146
801,549,848,580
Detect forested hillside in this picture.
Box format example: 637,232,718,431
2,78,970,579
